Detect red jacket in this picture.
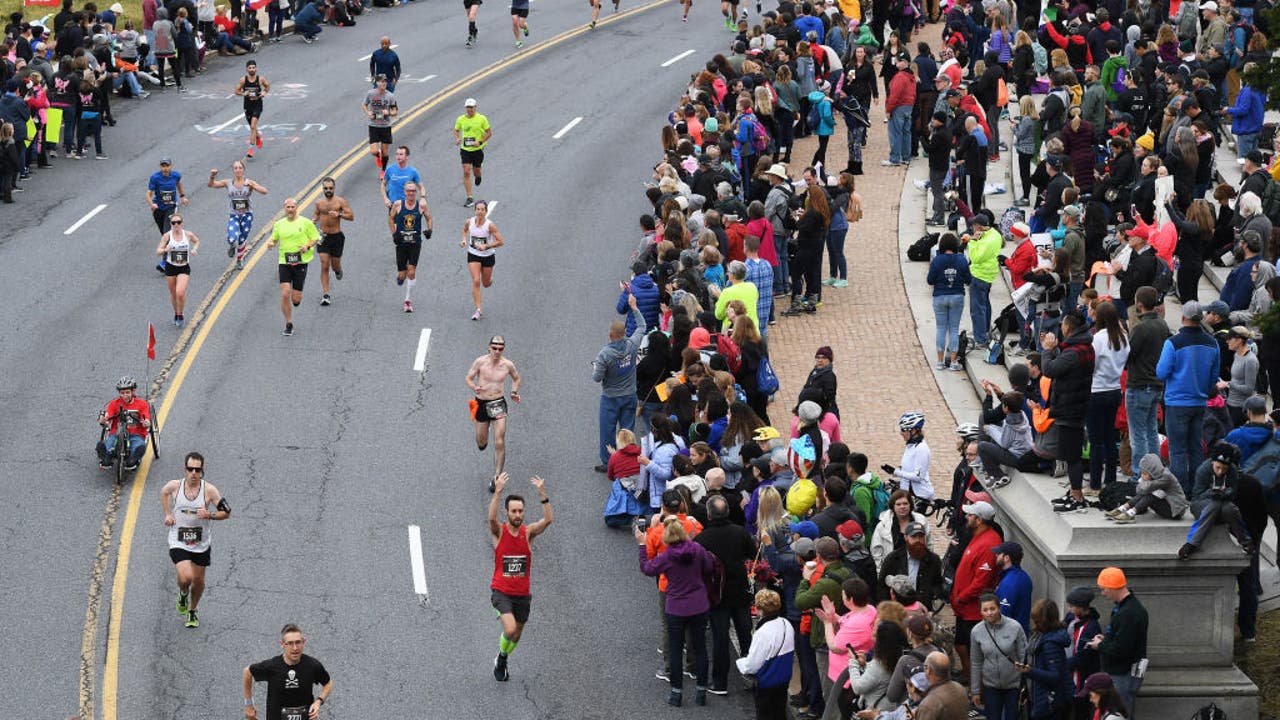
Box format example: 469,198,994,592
887,71,917,113
958,95,992,142
607,444,642,481
1005,239,1037,290
725,222,748,263
949,525,1002,621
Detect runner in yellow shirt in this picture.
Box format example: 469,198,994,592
267,197,321,337
454,97,492,208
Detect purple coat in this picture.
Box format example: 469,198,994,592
640,540,714,616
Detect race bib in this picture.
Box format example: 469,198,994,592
285,252,302,264
400,231,419,244
178,526,202,545
281,706,308,720
159,190,175,204
168,250,189,265
484,398,508,419
232,197,250,212
463,137,478,147
502,554,528,577
470,235,485,250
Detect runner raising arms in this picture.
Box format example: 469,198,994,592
487,472,552,682
155,213,200,327
363,74,397,173
387,182,433,313
464,0,483,46
510,0,529,46
208,161,268,270
234,60,269,158
460,199,503,320
161,452,230,629
313,177,354,307
453,98,491,208
267,198,320,337
466,336,521,492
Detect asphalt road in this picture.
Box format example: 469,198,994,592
0,2,760,718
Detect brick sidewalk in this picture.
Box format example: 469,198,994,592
768,25,960,505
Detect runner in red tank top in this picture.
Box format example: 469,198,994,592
487,472,553,681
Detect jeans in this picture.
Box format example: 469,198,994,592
1110,673,1143,719
76,116,102,155
888,105,912,163
113,72,144,96
930,167,948,218
666,612,709,691
1065,281,1083,314
98,433,146,465
1188,498,1249,547
1238,548,1261,639
775,107,795,158
794,622,823,713
773,236,790,295
1236,131,1259,160
54,104,76,153
637,400,664,437
981,686,1021,720
826,227,847,280
214,30,254,51
1126,384,1167,474
294,19,322,37
268,5,287,37
1164,405,1205,495
933,293,965,355
970,278,992,345
1087,389,1123,488
598,394,637,465
709,604,753,689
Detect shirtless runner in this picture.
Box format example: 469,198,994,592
313,176,354,307
466,335,522,492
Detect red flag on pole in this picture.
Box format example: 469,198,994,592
147,323,157,360
23,0,61,6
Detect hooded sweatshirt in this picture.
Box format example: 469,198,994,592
592,310,646,397
1136,453,1190,517
639,539,714,616
984,409,1034,456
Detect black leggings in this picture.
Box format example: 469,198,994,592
1176,256,1203,302
812,134,830,167
1018,151,1034,200
156,55,181,87
790,248,822,301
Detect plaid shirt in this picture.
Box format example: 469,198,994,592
744,258,773,329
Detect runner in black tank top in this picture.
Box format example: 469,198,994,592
235,60,270,158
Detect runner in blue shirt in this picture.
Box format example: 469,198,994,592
380,145,423,208
146,156,189,273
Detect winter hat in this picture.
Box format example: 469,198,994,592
1065,585,1095,608
798,401,822,423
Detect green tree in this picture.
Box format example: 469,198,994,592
1242,5,1280,111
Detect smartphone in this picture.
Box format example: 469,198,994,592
635,516,648,532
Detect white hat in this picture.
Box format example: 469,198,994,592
1199,0,1218,10
110,2,124,13
961,501,996,520
464,97,477,107
765,163,789,180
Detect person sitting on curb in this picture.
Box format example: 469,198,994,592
1106,453,1189,524
976,390,1037,488
1178,442,1255,559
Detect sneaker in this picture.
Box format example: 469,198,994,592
708,685,729,696
235,258,243,270
177,594,189,614
936,361,948,370
404,300,414,313
334,269,343,280
1104,508,1126,520
988,153,1001,162
227,243,236,258
493,653,509,681
695,688,707,706
185,610,199,628
1112,513,1136,524
1050,490,1075,505
96,154,109,160
523,24,529,35
302,35,314,43
472,308,483,321
668,689,683,707
466,36,474,47
949,362,964,371
515,40,523,48
320,294,331,306
475,175,482,186
1013,198,1029,207
594,464,607,473
925,215,944,226
1177,542,1197,560
283,323,294,337
256,133,263,149
100,462,113,470
75,153,87,159
246,147,255,158
1053,497,1088,512
990,476,1010,488
1082,487,1100,499
822,277,837,286
880,159,897,166
589,19,596,27
833,279,848,288
124,462,139,471
464,196,475,207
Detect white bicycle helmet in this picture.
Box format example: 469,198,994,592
955,423,981,440
898,411,926,432
116,376,138,391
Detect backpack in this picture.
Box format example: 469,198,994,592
1031,42,1047,76
863,482,892,534
703,333,742,374
757,354,780,394
998,207,1026,241
807,101,822,132
742,114,770,154
907,233,939,261
1153,256,1174,300
1098,480,1137,511
704,553,727,606
1260,178,1280,226
1111,65,1127,95
1243,432,1280,489
773,184,802,233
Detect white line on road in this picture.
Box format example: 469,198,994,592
205,112,245,135
661,49,696,67
412,328,431,372
407,525,428,597
64,204,107,235
552,116,584,140
401,74,437,84
358,44,399,62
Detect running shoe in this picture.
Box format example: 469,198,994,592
464,196,475,207
185,610,199,628
833,279,848,287
177,594,189,614
494,653,509,681
96,154,109,160
655,669,671,681
334,269,343,280
515,40,523,48
523,23,529,35
1111,513,1135,524
256,133,263,148
124,462,139,471
404,300,413,313
302,35,314,43
1053,497,1088,512
949,362,963,371
283,323,294,337
227,243,236,258
488,476,496,493
822,277,836,286
589,20,595,28
935,361,947,370
708,686,728,696
235,258,243,270
175,315,184,328
321,294,331,306
475,175,482,186
472,308,483,321
246,147,255,158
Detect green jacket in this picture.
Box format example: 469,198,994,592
1061,227,1086,282
1100,56,1128,103
1081,81,1108,134
850,473,885,546
967,228,1002,283
795,560,853,648
1097,592,1149,674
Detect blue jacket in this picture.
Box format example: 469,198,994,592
795,15,825,43
763,537,803,622
996,565,1033,633
1024,628,1074,716
1227,86,1265,136
1156,326,1221,407
808,91,835,136
616,273,661,334
1226,423,1274,463
294,2,322,25
927,252,972,296
707,415,728,452
1223,256,1261,311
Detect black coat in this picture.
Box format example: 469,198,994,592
1117,245,1159,306
1043,328,1095,427
695,519,757,608
1096,150,1136,207
802,365,839,418
925,123,953,172
878,545,945,607
1130,173,1156,224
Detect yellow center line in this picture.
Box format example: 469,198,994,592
88,4,667,718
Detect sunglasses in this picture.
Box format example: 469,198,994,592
186,466,204,473
490,345,505,351
171,219,183,224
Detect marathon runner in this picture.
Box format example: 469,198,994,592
161,451,230,629
465,0,482,47
312,177,354,307
453,98,491,207
487,472,552,681
363,74,398,173
381,145,423,208
154,213,200,327
368,36,400,92
466,336,521,491
267,198,320,337
588,0,616,28
208,161,268,270
387,182,433,313
243,624,333,720
234,60,269,158
510,0,529,46
460,199,504,320
146,156,188,273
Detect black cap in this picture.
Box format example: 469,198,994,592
1246,150,1266,166
662,489,683,509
